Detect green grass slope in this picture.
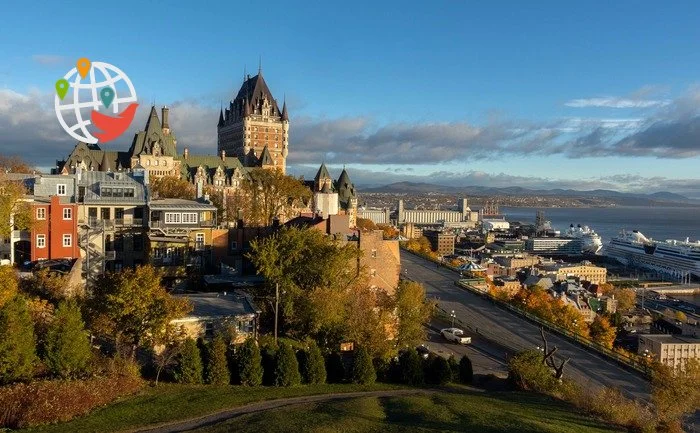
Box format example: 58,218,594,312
193,390,623,433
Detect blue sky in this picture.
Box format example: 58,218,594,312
2,1,700,195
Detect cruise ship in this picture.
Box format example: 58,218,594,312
606,230,700,278
564,224,603,254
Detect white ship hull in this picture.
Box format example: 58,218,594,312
606,231,700,278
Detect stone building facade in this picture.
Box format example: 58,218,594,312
217,70,289,173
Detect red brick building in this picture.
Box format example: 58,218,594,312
31,195,79,261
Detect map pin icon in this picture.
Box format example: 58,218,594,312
55,79,69,100
76,58,91,79
100,87,115,108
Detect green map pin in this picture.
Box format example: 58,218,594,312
100,87,115,108
55,79,69,100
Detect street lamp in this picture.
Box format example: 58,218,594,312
450,310,456,327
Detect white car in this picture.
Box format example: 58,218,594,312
440,328,471,344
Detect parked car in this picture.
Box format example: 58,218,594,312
440,328,471,344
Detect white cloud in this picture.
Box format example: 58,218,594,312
565,97,670,108
31,55,69,66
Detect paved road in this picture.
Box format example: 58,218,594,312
136,389,436,433
423,324,508,377
403,252,651,401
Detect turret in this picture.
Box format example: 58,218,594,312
162,106,170,135
218,108,225,127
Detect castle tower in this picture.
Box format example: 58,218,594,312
336,168,358,228
314,163,333,192
217,68,288,173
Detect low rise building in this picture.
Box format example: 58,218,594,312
537,261,607,284
638,334,700,369
493,276,521,297
423,230,455,257
171,291,260,343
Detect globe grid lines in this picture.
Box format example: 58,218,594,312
54,61,138,144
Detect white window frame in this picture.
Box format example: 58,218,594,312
182,212,198,224
36,208,46,220
62,234,72,247
63,208,72,220
57,184,67,196
164,212,181,224
36,234,46,248
196,233,205,243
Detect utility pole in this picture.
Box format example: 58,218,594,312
274,282,279,344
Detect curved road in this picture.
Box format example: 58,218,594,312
403,252,651,401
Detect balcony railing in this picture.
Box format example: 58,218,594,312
150,220,216,229
83,217,144,228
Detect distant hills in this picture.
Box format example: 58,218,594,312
361,182,700,206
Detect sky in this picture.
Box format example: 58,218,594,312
1,1,700,196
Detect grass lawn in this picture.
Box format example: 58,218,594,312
26,383,400,433
192,387,624,433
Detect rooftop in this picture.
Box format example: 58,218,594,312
174,292,260,320
639,334,700,344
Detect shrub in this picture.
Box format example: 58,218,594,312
427,356,452,385
301,342,326,385
373,357,391,383
205,335,230,385
237,338,263,386
173,338,203,384
0,372,142,428
508,350,558,393
459,355,473,385
260,344,278,386
0,296,37,384
274,343,301,387
399,349,424,385
325,352,346,383
351,347,376,385
43,300,91,378
447,355,459,382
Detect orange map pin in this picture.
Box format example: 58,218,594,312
76,58,91,79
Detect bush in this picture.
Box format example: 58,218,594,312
508,350,558,393
173,338,203,384
237,338,263,386
447,355,459,381
0,296,37,384
300,342,326,385
0,372,142,428
260,344,278,386
274,343,301,387
399,349,424,385
426,356,452,385
459,355,473,385
43,300,91,378
351,347,376,385
325,352,346,383
373,357,391,383
205,335,230,385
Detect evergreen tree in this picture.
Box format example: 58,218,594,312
447,355,459,382
261,344,278,386
399,349,424,385
0,296,37,384
301,342,326,385
237,338,263,386
43,300,91,378
274,343,301,387
351,347,376,385
206,334,230,385
174,338,203,384
430,356,452,385
459,355,474,384
325,352,346,383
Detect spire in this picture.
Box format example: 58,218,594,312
258,55,262,75
218,107,225,127
281,97,289,121
314,163,331,182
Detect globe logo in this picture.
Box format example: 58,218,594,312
54,58,138,144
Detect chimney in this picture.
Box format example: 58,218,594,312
183,147,189,160
221,150,226,161
196,180,203,199
161,106,170,132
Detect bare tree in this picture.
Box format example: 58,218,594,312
540,326,570,379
